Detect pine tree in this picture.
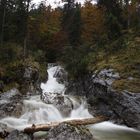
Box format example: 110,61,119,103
15,0,31,58
62,0,82,46
0,0,6,46
97,0,122,39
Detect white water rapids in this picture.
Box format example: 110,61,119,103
0,65,140,140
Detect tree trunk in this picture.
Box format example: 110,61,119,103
23,37,27,59
125,0,130,29
24,116,108,134
23,0,30,59
1,5,6,46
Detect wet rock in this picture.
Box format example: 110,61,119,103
87,83,140,129
19,66,41,94
41,92,61,104
86,79,140,129
54,95,73,117
66,72,140,129
33,131,48,140
45,123,94,140
5,130,32,140
0,123,9,138
92,69,120,86
0,89,23,118
0,88,19,100
110,91,140,129
53,66,68,85
42,93,73,117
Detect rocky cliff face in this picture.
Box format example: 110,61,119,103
65,69,140,129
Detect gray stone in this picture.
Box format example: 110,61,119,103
41,92,61,104
45,123,94,140
92,69,120,86
87,82,140,129
53,95,73,117
0,123,9,138
18,66,41,94
5,130,32,140
0,89,23,119
53,66,68,85
42,93,73,117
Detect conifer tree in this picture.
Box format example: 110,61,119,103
62,0,82,46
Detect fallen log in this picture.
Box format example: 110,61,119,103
24,116,108,133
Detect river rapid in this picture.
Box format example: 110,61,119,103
0,65,140,140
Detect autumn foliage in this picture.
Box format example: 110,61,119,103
0,0,140,80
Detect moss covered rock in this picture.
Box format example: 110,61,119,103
1,57,47,94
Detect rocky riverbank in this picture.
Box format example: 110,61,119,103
0,65,140,140
3,123,94,140
65,69,140,129
0,89,23,119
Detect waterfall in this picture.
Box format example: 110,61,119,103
0,95,63,130
41,66,65,94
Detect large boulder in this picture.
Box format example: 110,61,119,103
87,79,140,129
41,92,61,104
45,123,94,140
0,123,9,139
5,130,32,140
92,69,120,86
41,93,73,117
53,66,68,85
17,65,41,94
110,91,140,128
0,89,23,119
0,59,44,95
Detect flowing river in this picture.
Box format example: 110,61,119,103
0,65,140,140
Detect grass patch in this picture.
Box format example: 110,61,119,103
89,32,140,93
113,78,140,93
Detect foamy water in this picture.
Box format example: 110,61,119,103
41,66,65,94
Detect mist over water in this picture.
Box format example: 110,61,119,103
0,65,140,140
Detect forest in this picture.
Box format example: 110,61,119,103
0,1,140,140
0,0,140,92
